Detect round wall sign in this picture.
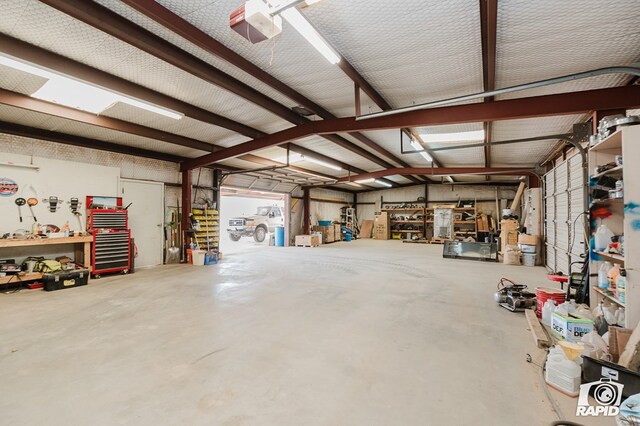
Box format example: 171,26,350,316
0,178,18,196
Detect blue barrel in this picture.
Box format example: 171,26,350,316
345,233,352,242
275,226,285,246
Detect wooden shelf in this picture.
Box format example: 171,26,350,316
391,230,422,233
0,236,92,248
0,272,43,285
390,220,423,223
590,197,623,207
454,207,476,211
382,208,425,212
594,250,624,264
590,129,622,152
593,286,625,308
591,165,623,179
454,221,476,225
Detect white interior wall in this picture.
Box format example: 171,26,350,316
308,188,354,226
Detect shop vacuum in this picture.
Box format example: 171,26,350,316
494,278,536,312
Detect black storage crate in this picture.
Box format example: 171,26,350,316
43,269,89,292
582,355,640,398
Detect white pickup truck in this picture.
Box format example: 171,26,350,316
227,206,284,242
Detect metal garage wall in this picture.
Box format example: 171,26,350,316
544,152,586,274
308,188,354,225
357,184,517,225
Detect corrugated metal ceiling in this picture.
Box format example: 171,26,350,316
0,0,637,183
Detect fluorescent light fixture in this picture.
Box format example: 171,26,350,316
0,54,182,119
354,178,375,184
288,168,333,180
305,0,323,5
280,7,340,64
0,55,52,79
410,139,433,162
375,179,392,187
346,182,363,188
446,176,454,183
301,155,342,171
420,130,485,143
33,78,118,114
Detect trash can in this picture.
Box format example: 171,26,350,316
275,226,285,247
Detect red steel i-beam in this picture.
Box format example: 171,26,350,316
181,85,640,170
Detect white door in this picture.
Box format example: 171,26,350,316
120,179,164,268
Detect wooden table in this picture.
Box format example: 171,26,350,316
0,236,92,285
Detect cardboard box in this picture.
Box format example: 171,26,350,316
500,230,518,248
334,224,342,241
373,212,389,240
312,225,335,243
501,219,519,232
518,234,538,246
295,235,319,247
550,312,594,341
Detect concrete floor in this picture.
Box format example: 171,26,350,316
0,240,604,425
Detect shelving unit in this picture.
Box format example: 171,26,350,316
380,202,480,242
382,203,426,240
593,286,625,308
589,126,639,328
192,208,219,250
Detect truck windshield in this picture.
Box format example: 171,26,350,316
256,207,271,216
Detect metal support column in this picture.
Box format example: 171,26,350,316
181,169,192,255
303,188,310,234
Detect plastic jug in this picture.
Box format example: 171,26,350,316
599,261,613,289
555,301,576,316
545,348,581,397
594,223,614,251
542,300,557,326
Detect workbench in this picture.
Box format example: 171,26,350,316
0,236,92,285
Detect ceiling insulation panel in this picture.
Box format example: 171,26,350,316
153,0,358,117
0,0,294,133
0,103,207,158
304,0,484,108
496,0,640,95
490,115,585,167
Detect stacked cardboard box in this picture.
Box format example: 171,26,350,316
500,219,519,251
373,212,389,240
295,235,320,247
334,224,342,241
312,225,335,243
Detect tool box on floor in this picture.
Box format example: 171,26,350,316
43,268,90,291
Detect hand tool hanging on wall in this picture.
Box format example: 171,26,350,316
27,197,38,222
42,196,62,213
15,197,25,222
68,198,83,232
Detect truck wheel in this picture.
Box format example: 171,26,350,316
253,226,267,243
229,234,241,242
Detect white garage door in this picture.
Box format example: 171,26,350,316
544,153,587,274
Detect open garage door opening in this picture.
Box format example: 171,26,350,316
220,187,287,255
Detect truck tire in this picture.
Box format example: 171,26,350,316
229,234,241,242
253,226,267,243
